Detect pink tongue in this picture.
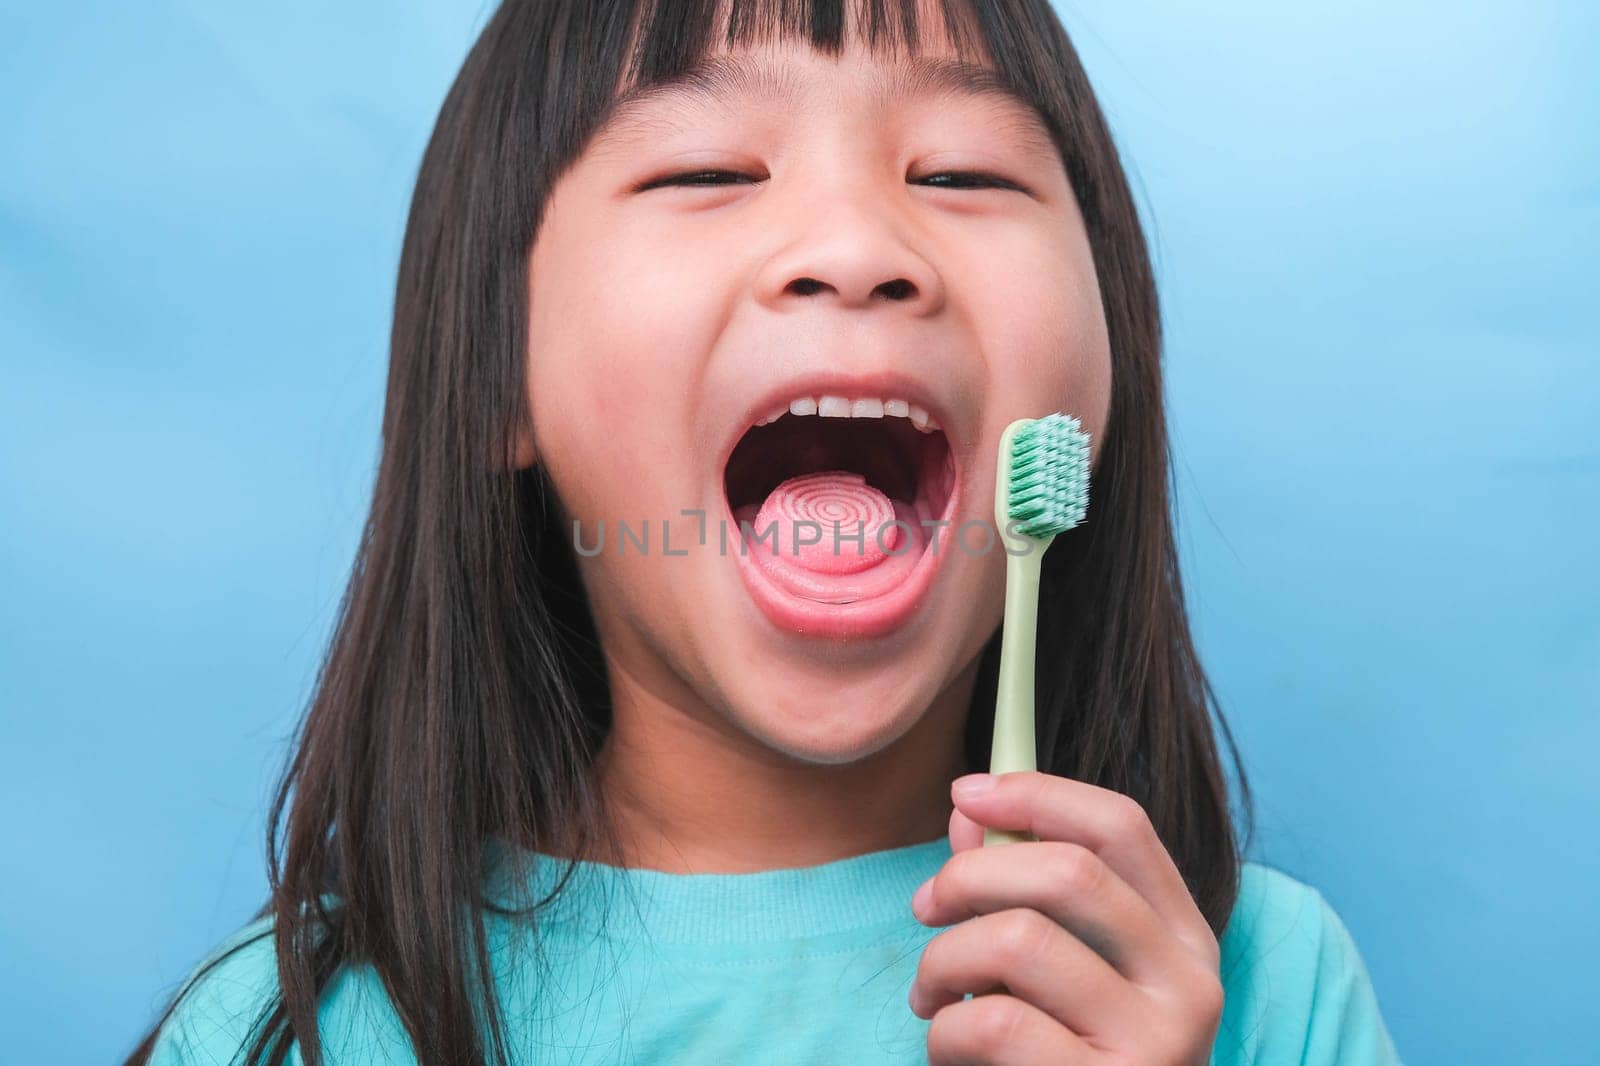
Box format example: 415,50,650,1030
732,470,925,604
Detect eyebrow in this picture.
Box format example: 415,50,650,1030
593,53,1059,160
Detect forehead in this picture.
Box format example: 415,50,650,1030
591,47,1057,160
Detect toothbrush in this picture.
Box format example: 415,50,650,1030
982,413,1092,847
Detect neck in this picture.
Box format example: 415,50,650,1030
565,659,982,874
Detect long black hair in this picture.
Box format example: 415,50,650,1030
124,1,1254,1062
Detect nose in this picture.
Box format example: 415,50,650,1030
754,207,946,317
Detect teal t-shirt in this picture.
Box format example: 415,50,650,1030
146,838,1403,1064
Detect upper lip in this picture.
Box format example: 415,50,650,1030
716,367,966,482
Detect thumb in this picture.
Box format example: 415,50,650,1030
948,803,987,854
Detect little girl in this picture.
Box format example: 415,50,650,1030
127,1,1403,1063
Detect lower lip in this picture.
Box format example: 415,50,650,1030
723,476,962,642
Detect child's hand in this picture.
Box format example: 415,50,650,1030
909,771,1224,1065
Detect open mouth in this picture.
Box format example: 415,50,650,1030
724,412,955,527
720,407,960,637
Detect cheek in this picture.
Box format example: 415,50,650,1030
525,288,681,522
525,231,710,517
976,227,1112,446
1071,305,1113,467
1057,233,1114,461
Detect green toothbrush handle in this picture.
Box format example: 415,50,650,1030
983,538,1045,847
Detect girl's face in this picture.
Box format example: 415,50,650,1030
517,28,1110,769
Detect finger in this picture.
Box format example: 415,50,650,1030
927,995,1094,1065
915,841,1190,989
951,772,1217,963
949,802,986,853
912,907,1145,1043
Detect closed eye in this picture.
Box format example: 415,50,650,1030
636,169,1027,193
638,169,756,190
915,171,1026,192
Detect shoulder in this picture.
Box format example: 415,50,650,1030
1210,862,1405,1066
145,914,413,1065
145,915,283,1065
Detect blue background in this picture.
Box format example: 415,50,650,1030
3,3,1595,1062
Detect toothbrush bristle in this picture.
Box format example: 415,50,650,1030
1007,413,1091,538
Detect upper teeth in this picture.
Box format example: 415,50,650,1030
755,394,940,432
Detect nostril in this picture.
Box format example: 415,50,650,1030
783,277,915,299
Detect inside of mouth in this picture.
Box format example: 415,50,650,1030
724,413,955,546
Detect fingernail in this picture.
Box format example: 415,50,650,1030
952,773,996,800
912,875,934,915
